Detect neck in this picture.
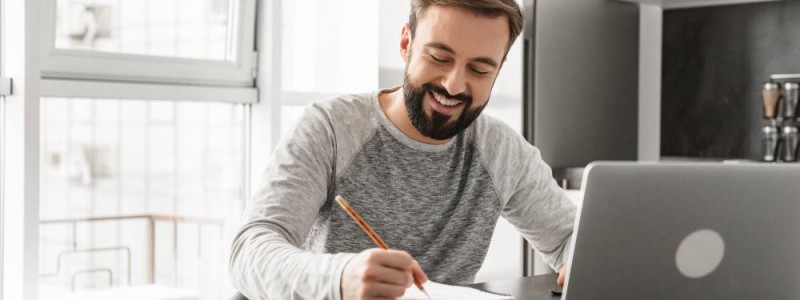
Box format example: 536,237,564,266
379,87,451,145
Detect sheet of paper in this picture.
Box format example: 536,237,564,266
400,281,513,300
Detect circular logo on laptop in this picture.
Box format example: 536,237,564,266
675,229,725,278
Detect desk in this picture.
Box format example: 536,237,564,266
230,274,561,300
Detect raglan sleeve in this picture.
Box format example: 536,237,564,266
500,144,577,271
229,104,356,300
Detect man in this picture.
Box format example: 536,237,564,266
230,0,576,299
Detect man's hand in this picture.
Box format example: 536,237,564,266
557,262,570,287
341,248,428,300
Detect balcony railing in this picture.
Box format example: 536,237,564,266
40,214,224,290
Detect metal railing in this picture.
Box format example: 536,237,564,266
39,214,223,288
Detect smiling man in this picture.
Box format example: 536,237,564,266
230,1,576,299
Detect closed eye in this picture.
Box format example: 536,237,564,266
430,54,449,63
470,66,490,76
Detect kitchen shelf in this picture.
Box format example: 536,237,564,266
614,0,785,9
771,74,800,81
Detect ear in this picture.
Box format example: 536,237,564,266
400,23,411,63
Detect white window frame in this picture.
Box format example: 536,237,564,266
0,95,4,300
40,78,257,103
250,0,279,194
0,0,5,296
39,0,258,88
2,0,41,298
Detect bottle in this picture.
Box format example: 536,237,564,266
763,125,779,162
782,126,799,162
783,82,799,120
763,82,781,120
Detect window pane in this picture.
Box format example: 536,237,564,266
281,0,378,93
39,98,246,300
482,37,523,134
280,105,306,139
54,0,238,61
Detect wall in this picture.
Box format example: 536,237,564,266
661,1,800,159
532,0,639,169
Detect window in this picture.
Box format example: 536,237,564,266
38,98,246,299
270,0,379,143
281,0,378,94
53,0,235,61
36,0,257,299
41,0,256,87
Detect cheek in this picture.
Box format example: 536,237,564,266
471,81,494,105
406,58,440,82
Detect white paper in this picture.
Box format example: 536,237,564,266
400,281,513,300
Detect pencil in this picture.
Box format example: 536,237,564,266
335,195,431,299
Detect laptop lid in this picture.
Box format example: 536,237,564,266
562,162,800,300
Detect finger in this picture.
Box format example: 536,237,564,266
411,260,428,283
363,281,408,298
366,265,413,286
557,263,569,287
369,249,415,271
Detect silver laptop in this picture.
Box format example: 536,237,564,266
562,162,800,299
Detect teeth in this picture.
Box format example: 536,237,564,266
432,92,461,107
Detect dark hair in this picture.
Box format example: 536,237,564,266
408,0,524,54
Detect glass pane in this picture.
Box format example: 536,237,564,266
281,0,378,93
280,105,307,139
482,37,523,134
38,98,246,300
54,0,238,61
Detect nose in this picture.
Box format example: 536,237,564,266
440,66,468,97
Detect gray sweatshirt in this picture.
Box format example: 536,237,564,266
229,88,576,300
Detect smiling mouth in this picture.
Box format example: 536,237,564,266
429,91,463,107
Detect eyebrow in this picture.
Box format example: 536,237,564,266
424,42,500,68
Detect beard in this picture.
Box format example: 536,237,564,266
402,75,487,141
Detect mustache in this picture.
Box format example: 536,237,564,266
422,83,472,103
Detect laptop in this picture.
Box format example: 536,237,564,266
562,162,800,299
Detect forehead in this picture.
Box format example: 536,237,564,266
414,5,510,61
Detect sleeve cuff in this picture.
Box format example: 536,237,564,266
556,234,574,271
331,253,358,300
